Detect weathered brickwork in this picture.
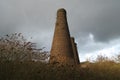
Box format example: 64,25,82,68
71,37,80,65
49,8,80,65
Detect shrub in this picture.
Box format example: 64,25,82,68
0,33,49,62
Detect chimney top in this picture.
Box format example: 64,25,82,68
57,8,66,13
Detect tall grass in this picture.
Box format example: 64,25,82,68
0,33,120,80
0,60,120,80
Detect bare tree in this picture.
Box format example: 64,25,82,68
115,54,120,63
0,33,49,62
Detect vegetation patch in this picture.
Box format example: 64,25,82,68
0,33,120,80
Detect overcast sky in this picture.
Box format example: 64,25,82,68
0,0,120,62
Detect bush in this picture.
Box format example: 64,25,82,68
0,33,49,62
0,33,120,80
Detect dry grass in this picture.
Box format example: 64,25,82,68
0,33,120,80
0,61,120,80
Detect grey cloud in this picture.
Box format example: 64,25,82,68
0,0,120,61
69,0,120,43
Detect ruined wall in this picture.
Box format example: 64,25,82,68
49,8,74,65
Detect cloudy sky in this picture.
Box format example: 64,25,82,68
0,0,120,62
